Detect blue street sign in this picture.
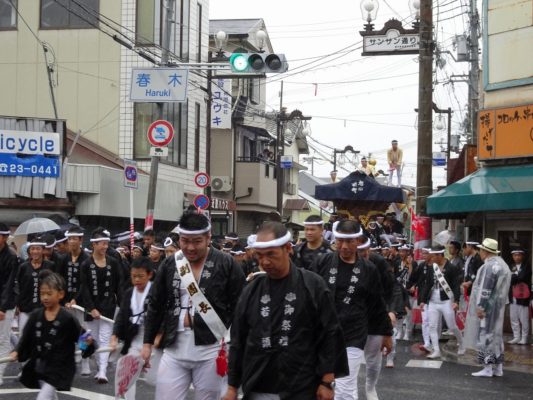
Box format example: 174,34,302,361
193,194,210,210
0,153,60,177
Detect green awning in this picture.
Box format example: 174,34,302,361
427,164,533,217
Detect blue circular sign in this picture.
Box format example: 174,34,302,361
193,194,210,210
125,166,137,181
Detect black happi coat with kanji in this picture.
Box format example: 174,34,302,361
56,251,89,303
16,308,82,391
144,247,245,348
0,245,18,313
228,265,348,400
16,260,54,313
79,256,123,320
312,253,393,349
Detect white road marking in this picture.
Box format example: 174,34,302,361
0,387,115,399
405,359,443,369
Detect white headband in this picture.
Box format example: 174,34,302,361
304,221,324,226
151,244,165,251
251,231,292,249
399,245,411,251
45,241,56,249
333,226,364,239
28,242,47,247
132,245,143,251
90,237,111,243
357,238,371,250
370,246,381,250
231,250,246,255
177,224,211,235
55,237,68,244
429,249,445,254
164,237,177,247
511,250,525,254
224,236,239,241
465,241,479,246
65,231,84,237
0,230,10,235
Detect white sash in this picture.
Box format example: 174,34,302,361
174,251,228,341
432,263,454,300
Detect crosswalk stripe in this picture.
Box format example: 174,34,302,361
405,359,443,369
0,387,115,399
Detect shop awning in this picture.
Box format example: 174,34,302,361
427,164,533,218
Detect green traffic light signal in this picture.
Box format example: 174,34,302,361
229,53,249,72
229,53,288,74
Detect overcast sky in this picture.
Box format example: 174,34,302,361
210,0,473,187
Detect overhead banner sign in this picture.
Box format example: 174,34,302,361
478,103,533,160
0,130,60,155
211,78,232,129
130,67,189,102
0,153,60,177
360,19,420,56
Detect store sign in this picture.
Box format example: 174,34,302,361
360,19,420,56
0,153,60,177
211,78,232,129
0,130,60,155
478,104,533,160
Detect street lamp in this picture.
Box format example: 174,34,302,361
214,30,228,58
409,0,421,21
256,29,267,52
360,0,379,31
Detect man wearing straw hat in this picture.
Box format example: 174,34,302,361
464,238,512,377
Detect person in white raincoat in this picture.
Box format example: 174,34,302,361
463,238,511,378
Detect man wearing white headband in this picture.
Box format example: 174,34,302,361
395,245,418,343
16,238,54,335
79,227,123,382
224,232,240,248
507,247,531,345
223,221,348,400
311,220,392,400
142,212,245,400
0,222,18,386
148,243,165,275
292,215,332,270
419,245,464,359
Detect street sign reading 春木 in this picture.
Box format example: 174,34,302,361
130,68,189,102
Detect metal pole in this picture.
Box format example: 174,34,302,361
446,107,452,163
145,0,175,230
130,189,135,251
276,81,284,215
415,0,433,216
469,0,480,145
206,51,213,215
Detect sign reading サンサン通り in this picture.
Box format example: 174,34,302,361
0,130,61,177
130,68,189,102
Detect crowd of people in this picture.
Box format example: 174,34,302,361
0,211,530,399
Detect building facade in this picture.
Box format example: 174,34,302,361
0,0,209,230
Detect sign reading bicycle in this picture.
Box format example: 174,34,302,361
130,68,189,102
0,130,60,155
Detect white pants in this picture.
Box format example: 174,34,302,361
428,300,462,353
155,352,223,400
364,335,382,397
86,319,113,376
0,310,14,379
336,347,364,400
421,308,431,348
510,303,529,339
388,166,401,186
36,381,58,400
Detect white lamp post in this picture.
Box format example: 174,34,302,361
360,0,379,31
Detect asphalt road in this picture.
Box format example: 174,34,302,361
1,341,531,399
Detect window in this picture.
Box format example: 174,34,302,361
0,0,17,29
176,0,190,61
249,79,261,105
40,0,99,29
194,102,201,171
196,2,202,63
136,0,161,46
134,102,188,167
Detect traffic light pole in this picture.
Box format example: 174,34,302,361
145,0,174,230
276,81,285,216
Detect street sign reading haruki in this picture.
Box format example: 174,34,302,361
130,68,189,102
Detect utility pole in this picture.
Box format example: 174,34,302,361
415,0,433,216
276,81,285,216
468,0,480,145
145,0,175,230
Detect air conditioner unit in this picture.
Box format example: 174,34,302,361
211,176,232,192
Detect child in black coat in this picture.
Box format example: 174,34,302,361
10,271,94,400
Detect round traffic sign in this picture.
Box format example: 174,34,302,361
147,120,174,147
194,172,210,188
124,166,138,182
193,194,210,210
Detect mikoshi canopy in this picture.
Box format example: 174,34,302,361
427,164,533,218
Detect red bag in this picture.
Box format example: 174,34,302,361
456,311,467,331
216,340,228,377
411,307,422,324
512,283,531,299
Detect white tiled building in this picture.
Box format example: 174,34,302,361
0,0,209,228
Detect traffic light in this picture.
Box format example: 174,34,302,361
229,53,289,74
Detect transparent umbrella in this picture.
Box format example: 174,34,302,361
14,217,61,236
434,229,455,246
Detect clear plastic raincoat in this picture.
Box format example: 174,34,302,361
463,255,511,364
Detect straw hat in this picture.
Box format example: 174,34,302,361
477,238,500,254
